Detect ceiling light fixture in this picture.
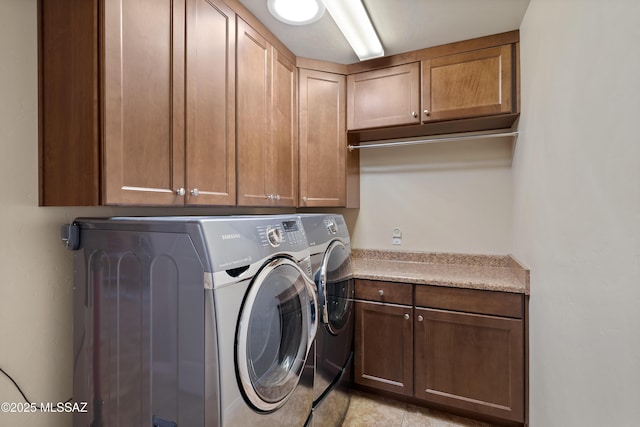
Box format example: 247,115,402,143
267,0,325,26
321,0,384,61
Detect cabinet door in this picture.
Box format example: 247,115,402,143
39,0,101,206
414,307,524,422
185,0,236,206
347,63,420,130
236,18,271,206
422,45,513,122
298,69,346,207
270,49,298,207
103,0,185,205
354,301,413,396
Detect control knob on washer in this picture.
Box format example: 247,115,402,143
266,227,283,247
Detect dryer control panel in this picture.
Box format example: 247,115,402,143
325,218,338,235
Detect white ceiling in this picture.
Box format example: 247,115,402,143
239,0,531,64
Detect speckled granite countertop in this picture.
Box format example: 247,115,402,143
351,249,530,295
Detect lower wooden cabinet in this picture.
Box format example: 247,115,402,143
354,301,413,396
354,279,527,425
414,308,524,422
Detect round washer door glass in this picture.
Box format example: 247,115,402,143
320,241,354,335
237,257,316,412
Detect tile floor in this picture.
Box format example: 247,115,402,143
342,390,495,427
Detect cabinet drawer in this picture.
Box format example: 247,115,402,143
415,285,522,319
355,279,413,305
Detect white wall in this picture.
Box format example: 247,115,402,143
351,137,513,254
514,0,640,425
0,3,147,424
0,2,74,425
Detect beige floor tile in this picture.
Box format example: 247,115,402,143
342,391,497,427
342,391,406,427
401,403,494,427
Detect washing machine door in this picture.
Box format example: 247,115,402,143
236,257,318,412
318,240,354,335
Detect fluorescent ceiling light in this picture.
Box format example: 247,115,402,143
268,0,325,26
321,0,384,61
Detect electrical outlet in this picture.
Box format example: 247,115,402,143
392,227,402,245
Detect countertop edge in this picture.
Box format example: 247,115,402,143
351,249,531,295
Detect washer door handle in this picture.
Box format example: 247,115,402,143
318,240,350,330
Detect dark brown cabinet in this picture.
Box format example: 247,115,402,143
236,18,297,207
39,0,236,206
354,301,413,396
354,279,413,395
412,286,525,423
354,279,526,425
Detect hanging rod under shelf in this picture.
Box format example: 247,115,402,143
348,131,519,151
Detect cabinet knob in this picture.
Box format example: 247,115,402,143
412,111,418,118
302,196,308,202
423,109,429,116
275,194,281,200
267,194,274,200
418,315,424,322
403,313,410,320
190,188,199,196
175,187,185,196
378,289,384,296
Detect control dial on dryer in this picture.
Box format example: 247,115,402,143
326,219,338,235
266,226,283,247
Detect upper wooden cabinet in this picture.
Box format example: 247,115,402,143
40,1,516,208
346,41,517,132
347,63,421,130
236,18,297,207
298,69,347,207
101,0,184,205
185,0,236,205
422,45,513,123
39,0,236,206
271,49,298,207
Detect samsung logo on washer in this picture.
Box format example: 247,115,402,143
221,233,242,240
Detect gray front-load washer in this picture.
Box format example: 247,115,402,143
70,215,317,427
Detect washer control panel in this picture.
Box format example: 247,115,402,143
257,219,306,249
